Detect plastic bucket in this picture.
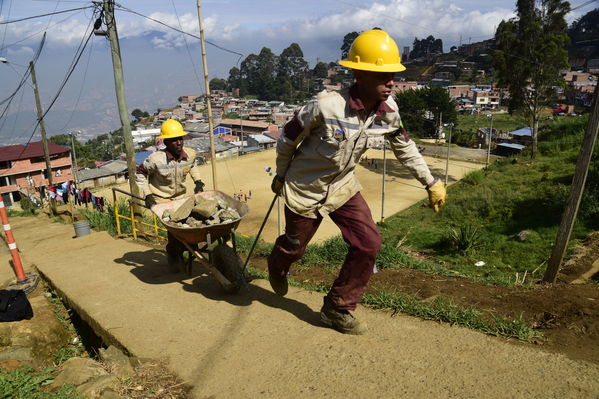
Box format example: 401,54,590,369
73,221,90,238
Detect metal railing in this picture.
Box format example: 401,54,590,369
111,188,166,240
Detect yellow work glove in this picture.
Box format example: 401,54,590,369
426,179,446,213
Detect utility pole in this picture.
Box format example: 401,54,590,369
380,139,387,223
445,123,453,185
486,113,493,166
30,61,56,216
196,0,218,189
70,132,79,185
103,0,142,209
543,84,599,283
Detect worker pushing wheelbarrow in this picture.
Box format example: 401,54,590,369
135,119,250,293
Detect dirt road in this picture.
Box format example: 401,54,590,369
95,148,482,243
6,216,599,398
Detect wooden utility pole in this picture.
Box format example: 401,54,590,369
543,84,599,283
380,139,387,223
30,61,56,215
103,0,141,205
196,0,218,189
445,123,453,185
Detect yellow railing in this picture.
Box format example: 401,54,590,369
111,188,167,241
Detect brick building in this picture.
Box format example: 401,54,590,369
0,141,72,206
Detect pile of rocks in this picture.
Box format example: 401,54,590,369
48,346,134,399
162,195,240,228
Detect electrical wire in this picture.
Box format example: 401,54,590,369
113,3,244,61
54,30,94,132
169,0,202,88
12,9,97,158
0,0,12,57
0,9,85,53
0,5,93,25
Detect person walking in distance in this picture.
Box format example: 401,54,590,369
268,30,446,335
136,119,205,272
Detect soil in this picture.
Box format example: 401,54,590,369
248,232,599,365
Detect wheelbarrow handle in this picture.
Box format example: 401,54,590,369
242,193,278,273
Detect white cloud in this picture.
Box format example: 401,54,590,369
255,0,515,48
7,46,34,56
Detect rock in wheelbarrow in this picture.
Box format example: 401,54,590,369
193,195,218,218
169,196,196,222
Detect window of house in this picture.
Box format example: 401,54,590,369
0,160,11,169
0,176,8,187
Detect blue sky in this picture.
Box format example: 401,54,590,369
0,0,593,142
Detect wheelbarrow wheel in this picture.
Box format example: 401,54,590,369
212,243,246,294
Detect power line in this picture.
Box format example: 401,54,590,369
113,3,244,60
0,0,13,57
0,9,85,53
570,0,596,12
54,31,95,132
0,5,93,25
13,10,96,158
169,0,202,88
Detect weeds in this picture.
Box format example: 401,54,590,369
0,366,82,399
361,290,542,342
446,223,482,254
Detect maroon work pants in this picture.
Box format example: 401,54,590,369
268,193,382,310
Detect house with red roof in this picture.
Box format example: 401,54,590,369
0,140,72,206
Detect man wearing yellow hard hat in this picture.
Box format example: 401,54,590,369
268,29,446,334
135,119,205,271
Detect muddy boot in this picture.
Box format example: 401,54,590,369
320,296,367,335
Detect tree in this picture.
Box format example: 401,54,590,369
410,35,443,59
313,62,329,79
568,8,599,60
131,108,145,121
210,78,227,91
492,0,570,158
341,32,359,59
277,43,309,103
395,85,457,137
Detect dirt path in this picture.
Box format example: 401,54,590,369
7,215,599,398
91,148,482,243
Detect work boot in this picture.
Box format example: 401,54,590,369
268,270,288,297
320,296,367,335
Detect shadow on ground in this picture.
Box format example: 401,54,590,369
114,248,322,328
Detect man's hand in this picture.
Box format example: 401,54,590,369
426,179,446,213
271,175,284,195
144,194,157,209
194,180,205,193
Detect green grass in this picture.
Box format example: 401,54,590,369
456,112,530,134
80,200,165,238
246,266,541,342
361,290,542,342
0,366,83,399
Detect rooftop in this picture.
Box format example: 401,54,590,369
0,140,70,163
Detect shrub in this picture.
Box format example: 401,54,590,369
461,169,485,185
445,223,482,254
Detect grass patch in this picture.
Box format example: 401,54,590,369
361,290,542,342
247,267,541,342
0,366,82,399
80,201,165,239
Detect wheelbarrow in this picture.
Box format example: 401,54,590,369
151,191,250,294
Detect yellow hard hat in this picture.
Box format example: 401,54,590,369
339,29,406,73
159,119,187,139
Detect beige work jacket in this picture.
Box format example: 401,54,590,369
276,86,435,219
135,147,202,199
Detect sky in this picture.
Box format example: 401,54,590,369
0,0,593,143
